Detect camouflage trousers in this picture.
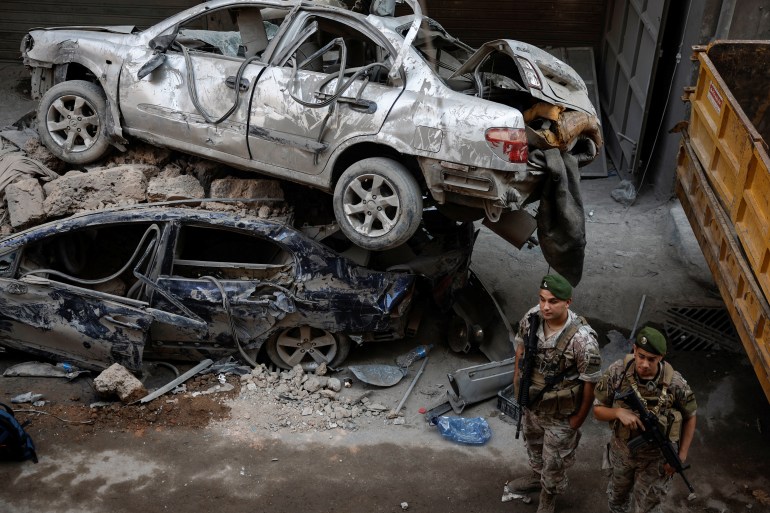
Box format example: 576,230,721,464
607,438,671,513
521,409,581,495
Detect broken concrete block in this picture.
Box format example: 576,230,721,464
43,167,147,217
23,137,67,174
147,174,205,202
189,159,228,191
106,142,172,168
327,378,342,392
303,376,323,393
93,363,147,403
209,178,284,201
5,178,45,229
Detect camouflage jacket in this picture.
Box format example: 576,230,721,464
514,306,602,385
594,357,697,442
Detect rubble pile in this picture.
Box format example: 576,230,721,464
0,136,292,232
231,363,396,434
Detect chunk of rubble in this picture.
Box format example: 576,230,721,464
43,167,147,217
5,178,45,229
147,174,205,202
93,363,147,403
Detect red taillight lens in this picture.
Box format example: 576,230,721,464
485,128,528,163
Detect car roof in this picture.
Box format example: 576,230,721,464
0,204,293,249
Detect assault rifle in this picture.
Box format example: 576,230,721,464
615,388,695,493
515,312,540,439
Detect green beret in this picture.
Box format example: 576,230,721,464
540,274,572,300
635,326,667,356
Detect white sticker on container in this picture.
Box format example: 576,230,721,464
708,82,723,114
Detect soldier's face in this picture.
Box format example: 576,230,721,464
539,289,571,322
633,346,664,379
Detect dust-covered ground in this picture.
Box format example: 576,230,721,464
1,67,770,513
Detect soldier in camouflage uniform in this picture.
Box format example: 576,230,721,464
509,275,602,513
594,326,697,513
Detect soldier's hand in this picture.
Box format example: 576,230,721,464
663,463,676,477
615,408,644,430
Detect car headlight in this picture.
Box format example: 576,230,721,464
21,34,34,52
517,57,542,90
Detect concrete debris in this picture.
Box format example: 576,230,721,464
192,382,235,396
400,502,409,510
237,363,380,432
147,173,205,202
104,142,173,168
93,363,148,404
11,392,44,404
6,177,45,228
43,167,147,217
23,137,67,173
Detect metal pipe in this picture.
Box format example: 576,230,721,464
390,355,429,418
629,294,647,342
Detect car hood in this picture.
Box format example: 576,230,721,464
451,39,596,115
30,25,137,34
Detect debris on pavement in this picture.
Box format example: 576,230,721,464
93,363,147,404
435,416,492,445
139,359,213,404
10,392,44,404
3,361,88,380
400,502,409,510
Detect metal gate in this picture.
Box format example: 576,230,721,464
599,0,671,175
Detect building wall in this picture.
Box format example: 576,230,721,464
417,0,607,49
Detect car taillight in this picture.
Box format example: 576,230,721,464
485,128,528,163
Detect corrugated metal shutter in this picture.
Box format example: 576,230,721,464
0,0,201,63
598,0,670,175
411,0,607,49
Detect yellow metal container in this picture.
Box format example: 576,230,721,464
676,136,770,401
688,41,770,302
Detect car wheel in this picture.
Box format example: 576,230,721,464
37,80,111,165
333,158,423,251
266,326,351,371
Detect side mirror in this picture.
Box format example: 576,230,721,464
137,29,179,80
137,53,166,80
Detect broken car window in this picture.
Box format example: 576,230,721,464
172,6,287,59
171,225,293,280
283,17,392,83
397,18,474,86
16,222,160,297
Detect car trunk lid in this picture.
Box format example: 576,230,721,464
450,39,596,115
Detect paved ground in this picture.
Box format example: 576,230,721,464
1,65,770,513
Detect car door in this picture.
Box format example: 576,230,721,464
146,222,297,361
247,12,405,176
0,219,206,372
118,5,277,160
0,275,153,372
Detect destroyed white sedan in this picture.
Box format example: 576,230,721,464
21,0,601,256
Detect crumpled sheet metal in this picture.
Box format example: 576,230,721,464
348,364,406,386
524,102,603,162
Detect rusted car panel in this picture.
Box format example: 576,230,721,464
21,0,601,255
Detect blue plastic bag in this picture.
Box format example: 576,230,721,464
436,416,492,445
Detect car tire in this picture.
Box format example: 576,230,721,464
266,326,351,371
333,158,423,251
37,80,111,165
